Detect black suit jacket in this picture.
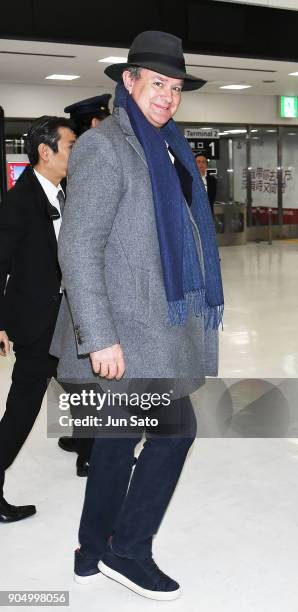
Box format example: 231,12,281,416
206,173,217,214
0,166,61,345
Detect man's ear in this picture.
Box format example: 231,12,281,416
91,117,100,129
37,142,50,162
122,70,134,94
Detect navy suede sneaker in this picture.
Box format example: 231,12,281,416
74,548,101,584
99,545,181,600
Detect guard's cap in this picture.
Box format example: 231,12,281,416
64,94,111,116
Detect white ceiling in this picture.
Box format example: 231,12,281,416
1,38,298,97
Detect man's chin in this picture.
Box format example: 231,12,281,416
151,117,171,129
147,109,171,126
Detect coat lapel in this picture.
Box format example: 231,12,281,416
23,167,58,255
115,107,148,168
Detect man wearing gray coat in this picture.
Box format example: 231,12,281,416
51,30,224,600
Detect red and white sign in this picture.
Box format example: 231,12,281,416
7,162,29,189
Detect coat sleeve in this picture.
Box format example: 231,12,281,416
0,192,28,330
58,128,124,355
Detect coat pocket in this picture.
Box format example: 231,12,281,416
133,267,150,326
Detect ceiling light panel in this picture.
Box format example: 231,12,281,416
220,84,252,90
45,74,80,80
98,56,127,63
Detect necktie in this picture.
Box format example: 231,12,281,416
56,190,65,288
167,146,193,206
45,190,65,221
57,189,65,216
46,201,60,220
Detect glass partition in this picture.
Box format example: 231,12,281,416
248,127,278,227
179,120,298,234
217,126,247,204
281,128,298,225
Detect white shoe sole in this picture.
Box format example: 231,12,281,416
99,561,181,601
74,571,101,584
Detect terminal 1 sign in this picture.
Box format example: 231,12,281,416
184,128,220,159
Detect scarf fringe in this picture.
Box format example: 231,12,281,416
204,303,225,331
168,290,205,326
168,293,224,330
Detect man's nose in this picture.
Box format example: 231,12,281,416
161,86,173,104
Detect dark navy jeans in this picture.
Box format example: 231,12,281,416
78,394,197,560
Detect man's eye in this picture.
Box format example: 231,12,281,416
173,87,182,93
153,81,163,87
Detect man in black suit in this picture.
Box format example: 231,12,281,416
0,115,76,522
195,152,217,216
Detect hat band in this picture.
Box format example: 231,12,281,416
128,51,186,73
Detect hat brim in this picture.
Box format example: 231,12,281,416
104,62,206,92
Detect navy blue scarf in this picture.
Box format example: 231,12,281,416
114,83,224,329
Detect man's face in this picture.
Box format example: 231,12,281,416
196,155,208,177
47,127,76,180
124,68,183,128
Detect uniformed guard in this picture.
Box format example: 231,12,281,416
64,94,112,136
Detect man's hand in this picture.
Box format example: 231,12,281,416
0,331,10,357
90,343,125,380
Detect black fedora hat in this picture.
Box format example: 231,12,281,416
104,31,206,92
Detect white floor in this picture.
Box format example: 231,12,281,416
218,241,298,378
1,241,298,611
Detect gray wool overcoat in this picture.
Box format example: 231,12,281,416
50,107,219,398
